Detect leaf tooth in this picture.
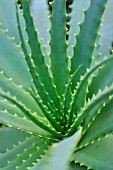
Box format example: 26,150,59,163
0,22,2,27
4,28,8,34
70,160,90,170
87,98,91,102
49,1,53,7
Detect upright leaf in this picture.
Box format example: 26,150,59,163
98,0,113,56
30,0,50,48
16,4,62,125
21,0,61,110
70,0,108,91
50,0,69,99
68,0,90,57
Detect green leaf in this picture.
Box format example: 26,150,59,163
98,0,113,56
0,127,30,154
69,162,87,170
67,0,90,57
0,0,20,44
16,4,62,126
0,99,26,118
0,129,51,169
0,72,42,116
0,88,63,139
30,128,82,170
67,56,113,129
30,0,50,65
0,28,31,90
30,0,50,48
0,0,29,50
66,83,113,137
0,110,55,140
62,65,83,125
72,135,113,170
88,57,113,99
50,0,69,99
78,97,113,148
70,0,108,91
21,0,61,111
16,143,51,170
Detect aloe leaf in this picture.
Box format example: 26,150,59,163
0,72,42,116
0,99,26,118
49,0,69,99
72,135,113,170
16,4,62,125
0,132,51,169
69,162,87,170
0,88,63,139
21,0,61,111
12,6,64,131
88,57,113,98
16,143,51,170
30,128,82,170
66,83,113,137
30,93,64,133
0,127,30,154
0,28,32,90
0,0,20,44
67,0,90,57
62,65,83,125
67,56,113,129
30,0,50,49
36,154,87,170
70,0,108,91
78,97,113,148
0,0,29,52
30,0,50,65
98,0,113,56
69,56,113,121
0,110,56,140
0,97,50,128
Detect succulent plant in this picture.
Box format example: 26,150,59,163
0,0,113,169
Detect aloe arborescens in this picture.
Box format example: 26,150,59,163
0,0,113,169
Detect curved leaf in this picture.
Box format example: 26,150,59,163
0,129,51,169
0,127,30,154
98,0,113,56
70,0,108,91
72,135,113,170
30,0,50,48
78,97,113,148
21,0,61,111
68,0,90,57
30,128,82,170
0,72,42,116
0,28,31,89
67,83,113,137
88,57,113,98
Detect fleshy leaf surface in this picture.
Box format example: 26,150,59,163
72,135,113,170
30,128,82,170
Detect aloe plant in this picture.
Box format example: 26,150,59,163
0,0,113,169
